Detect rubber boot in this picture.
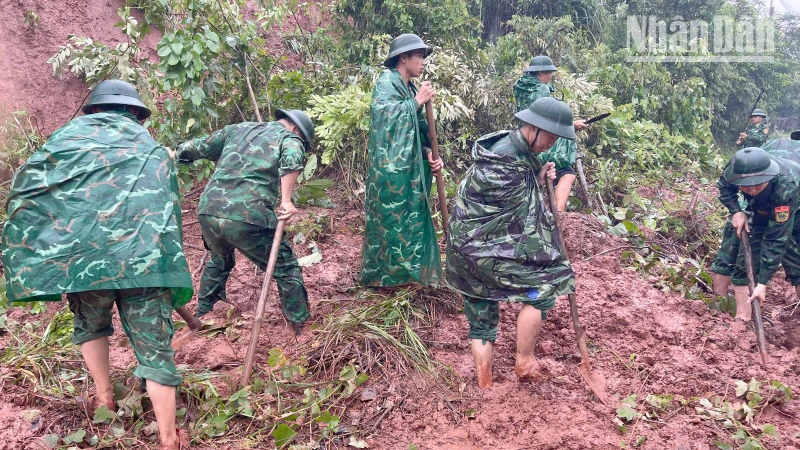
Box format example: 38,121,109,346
734,285,752,321
711,272,732,296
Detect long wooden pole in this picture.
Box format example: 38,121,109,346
424,102,449,236
545,177,607,404
740,231,770,365
240,219,286,387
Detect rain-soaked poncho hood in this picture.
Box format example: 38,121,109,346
1,111,193,306
445,130,574,302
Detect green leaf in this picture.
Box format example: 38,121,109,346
62,429,86,444
272,423,296,447
762,424,778,437
157,45,171,57
185,118,196,134
616,405,637,422
42,434,60,448
170,42,183,54
92,404,117,424
714,442,733,450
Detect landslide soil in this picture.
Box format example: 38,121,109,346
2,194,799,449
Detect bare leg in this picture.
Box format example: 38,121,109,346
734,285,752,321
712,273,732,296
514,305,544,380
80,337,115,407
554,174,576,212
147,380,179,449
470,339,493,388
795,284,800,302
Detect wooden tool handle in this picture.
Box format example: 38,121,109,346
424,101,449,235
740,231,770,365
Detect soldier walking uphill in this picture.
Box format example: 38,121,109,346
1,80,193,450
445,97,577,388
711,131,800,296
737,109,770,148
513,55,588,211
717,147,800,321
360,33,445,290
175,110,315,334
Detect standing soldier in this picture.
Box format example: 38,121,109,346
360,33,444,290
718,147,800,320
175,110,314,334
737,109,770,147
445,97,577,388
710,132,800,296
513,55,587,211
1,80,193,449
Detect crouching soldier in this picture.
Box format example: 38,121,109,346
445,97,577,387
718,147,800,320
1,80,193,449
175,109,314,334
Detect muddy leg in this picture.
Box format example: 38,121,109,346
514,305,544,380
734,285,752,321
470,339,493,388
554,173,576,212
712,273,732,296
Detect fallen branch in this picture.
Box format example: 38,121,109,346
368,394,409,434
583,245,647,261
193,250,209,276
183,220,199,227
183,243,205,251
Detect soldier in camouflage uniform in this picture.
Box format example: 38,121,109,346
446,97,577,388
360,34,444,289
711,132,800,295
718,147,800,320
1,80,192,450
176,109,314,332
513,55,587,211
737,109,770,147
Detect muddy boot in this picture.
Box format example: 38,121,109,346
734,285,752,321
470,339,493,388
711,272,732,296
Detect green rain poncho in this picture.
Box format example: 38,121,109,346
1,111,193,306
513,74,576,170
445,130,575,302
360,69,442,287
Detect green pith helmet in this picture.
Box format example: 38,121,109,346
751,109,767,118
275,109,315,146
82,79,151,120
514,97,576,140
524,55,557,73
723,147,779,186
384,33,432,68
791,130,800,140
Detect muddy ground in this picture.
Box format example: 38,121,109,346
1,189,799,449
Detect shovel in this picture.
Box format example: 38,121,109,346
171,307,203,350
739,230,770,365
545,177,609,405
240,218,287,388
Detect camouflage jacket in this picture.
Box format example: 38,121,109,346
360,68,441,287
513,74,576,169
740,122,769,148
718,156,800,285
445,130,575,301
177,121,305,228
1,111,193,306
762,137,800,160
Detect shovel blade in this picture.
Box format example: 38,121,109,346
171,328,197,350
578,361,608,405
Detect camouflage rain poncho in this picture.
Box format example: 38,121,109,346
445,130,575,301
513,74,576,170
762,137,800,157
1,111,193,306
360,69,442,287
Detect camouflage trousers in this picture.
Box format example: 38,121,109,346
710,221,740,277
197,215,310,323
463,294,556,342
67,288,181,386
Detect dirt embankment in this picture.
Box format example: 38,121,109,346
0,0,163,136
